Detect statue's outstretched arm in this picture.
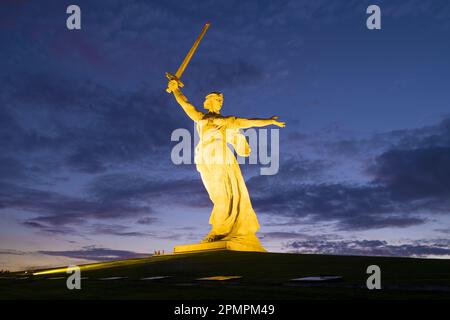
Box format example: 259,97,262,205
168,80,204,122
235,116,285,129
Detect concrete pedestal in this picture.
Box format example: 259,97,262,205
174,240,266,254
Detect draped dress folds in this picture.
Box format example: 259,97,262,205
194,115,262,245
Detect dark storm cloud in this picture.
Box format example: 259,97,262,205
338,215,427,230
22,219,154,238
4,171,207,231
289,117,450,162
394,118,450,149
86,172,209,208
21,221,76,235
0,249,27,256
39,246,149,262
260,231,321,240
89,224,151,237
137,217,158,225
371,147,450,200
286,239,450,257
0,182,153,228
435,228,450,234
251,181,427,230
1,74,184,174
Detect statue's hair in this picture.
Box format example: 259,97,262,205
205,92,223,100
204,92,223,111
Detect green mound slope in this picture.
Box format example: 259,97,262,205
1,251,449,299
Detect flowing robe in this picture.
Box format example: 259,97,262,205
194,115,261,244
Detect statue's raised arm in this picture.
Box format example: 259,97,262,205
168,79,204,122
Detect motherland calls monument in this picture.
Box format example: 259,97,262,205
166,23,285,253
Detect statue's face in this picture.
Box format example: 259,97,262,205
204,94,223,113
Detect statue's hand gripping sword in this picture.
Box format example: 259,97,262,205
166,23,210,93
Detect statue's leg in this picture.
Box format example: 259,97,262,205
220,162,262,245
199,161,241,242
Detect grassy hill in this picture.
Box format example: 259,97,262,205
1,251,449,299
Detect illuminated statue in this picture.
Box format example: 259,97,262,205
167,79,285,251
166,23,285,252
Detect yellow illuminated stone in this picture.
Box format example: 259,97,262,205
167,80,285,253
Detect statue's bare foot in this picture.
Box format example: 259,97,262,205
201,233,225,243
201,235,213,243
201,234,216,243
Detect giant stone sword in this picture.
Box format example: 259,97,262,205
165,23,210,93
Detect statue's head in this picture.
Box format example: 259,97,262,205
203,92,223,113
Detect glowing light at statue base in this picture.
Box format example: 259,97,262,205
173,240,266,254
